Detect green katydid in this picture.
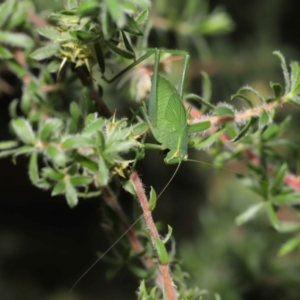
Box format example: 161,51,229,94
102,48,211,164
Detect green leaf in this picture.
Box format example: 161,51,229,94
188,121,211,134
101,8,114,40
235,202,265,226
61,136,94,149
0,31,33,49
273,51,290,94
135,9,148,24
70,102,81,126
271,193,300,205
52,181,66,196
36,27,60,40
164,225,173,243
231,93,253,108
65,182,78,208
238,85,265,103
93,42,105,74
82,118,105,136
131,122,148,138
201,71,212,104
11,118,35,144
121,31,135,58
278,235,300,256
29,152,39,184
107,40,135,59
258,110,270,128
191,129,223,150
98,153,109,186
39,118,63,141
155,239,169,265
232,117,256,142
0,46,13,59
265,202,279,228
261,123,279,140
0,0,17,28
107,0,125,28
122,179,136,195
270,81,282,99
275,222,300,233
290,61,300,96
46,145,66,165
70,175,93,186
271,163,287,192
65,0,78,10
149,186,157,211
0,140,18,150
127,264,149,278
30,44,60,60
77,1,99,16
213,105,235,117
74,153,98,171
42,167,64,181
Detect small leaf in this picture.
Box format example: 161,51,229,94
39,118,63,141
70,175,93,186
155,239,169,265
65,0,78,10
149,186,157,211
261,123,279,140
0,46,13,59
270,81,282,99
0,140,18,150
122,179,136,195
231,93,253,108
11,118,35,144
271,163,287,192
265,202,279,228
273,51,290,94
127,263,149,278
235,202,265,226
77,1,99,16
271,193,300,205
213,105,235,117
82,118,105,136
65,182,78,208
42,167,64,181
52,181,66,196
278,235,300,256
232,117,256,142
98,153,109,186
93,42,105,74
135,9,148,24
163,225,173,243
36,27,60,40
107,0,125,28
188,121,211,134
29,152,39,184
101,8,114,39
61,136,94,149
191,129,223,150
0,31,33,49
121,31,135,58
258,110,270,128
107,40,135,59
30,44,60,60
201,71,212,104
74,153,98,171
46,145,66,165
70,102,81,125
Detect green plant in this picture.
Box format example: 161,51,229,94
1,0,300,299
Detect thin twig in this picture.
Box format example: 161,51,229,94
130,172,177,300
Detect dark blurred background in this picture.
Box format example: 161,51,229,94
1,0,300,299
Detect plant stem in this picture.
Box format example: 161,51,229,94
130,172,177,300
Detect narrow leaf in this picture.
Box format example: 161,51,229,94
11,118,35,144
70,175,93,186
107,41,135,59
149,186,157,211
98,153,109,186
278,235,300,256
0,140,18,150
235,202,265,225
273,51,290,94
36,27,60,40
30,44,60,60
61,136,94,149
135,9,148,24
155,239,169,265
74,153,98,171
0,46,13,59
0,31,33,49
107,0,125,28
65,182,78,208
